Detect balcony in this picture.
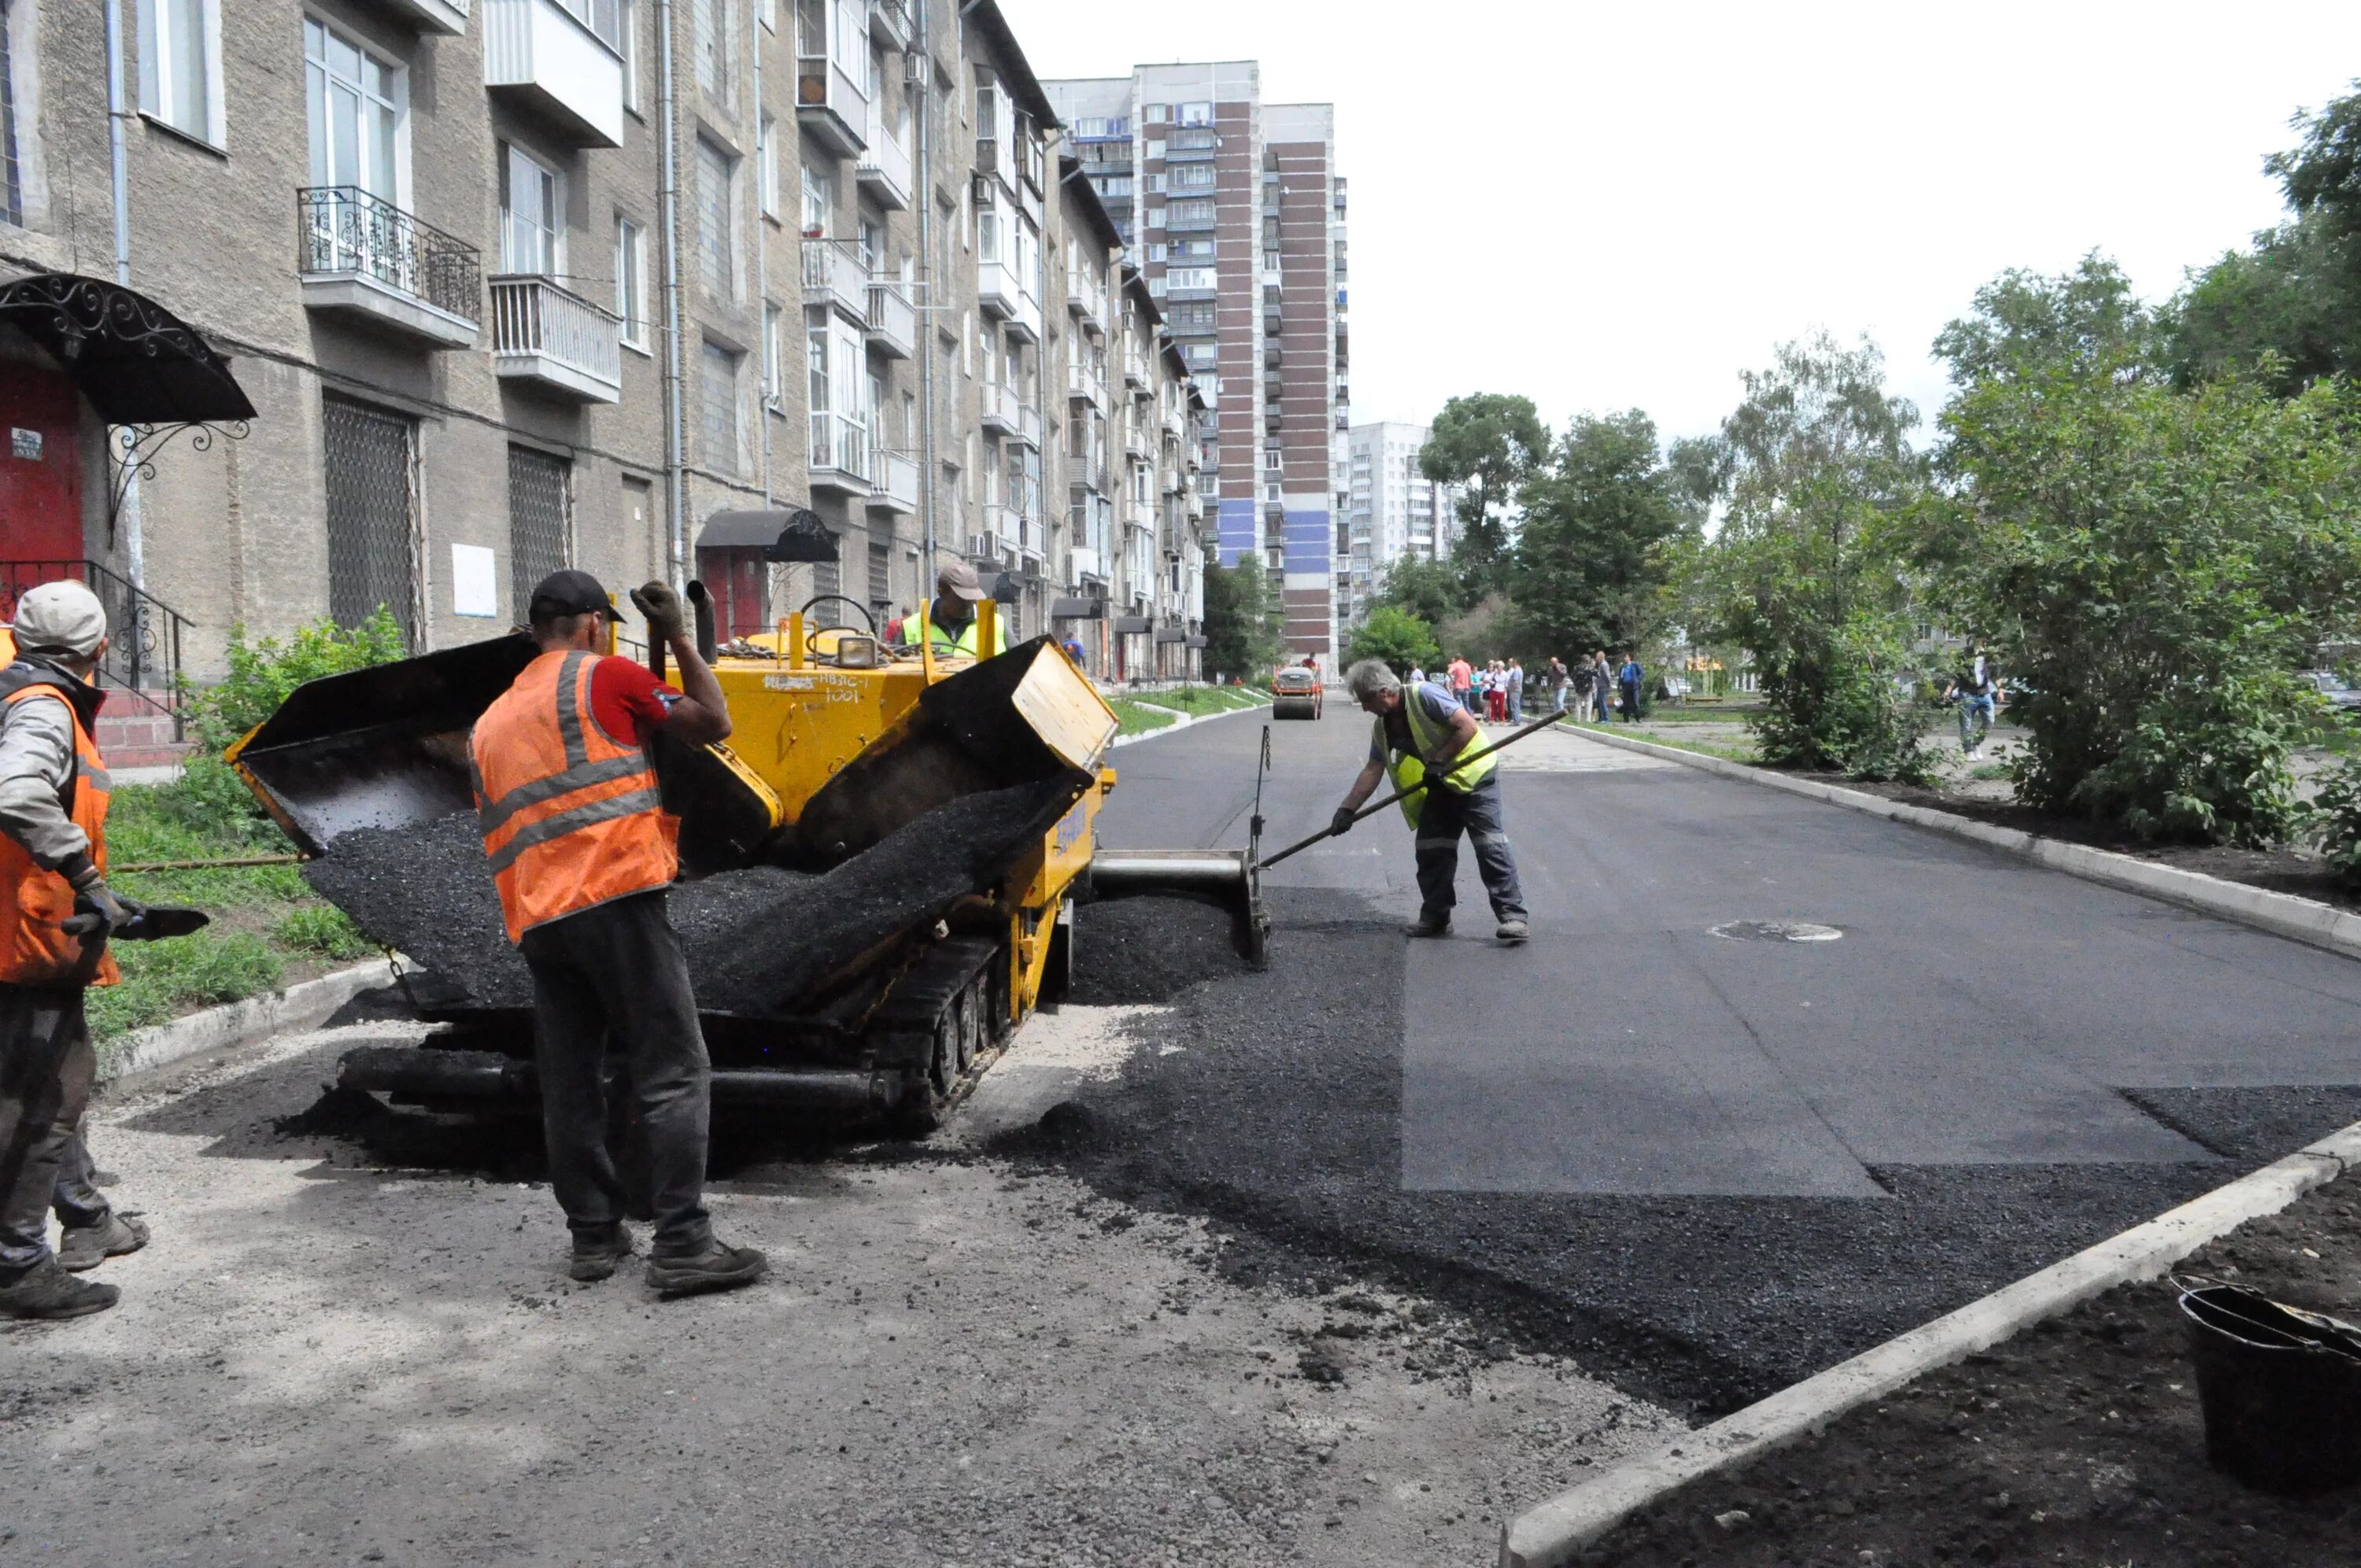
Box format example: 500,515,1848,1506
801,238,870,326
985,501,1037,562
976,256,1042,343
488,274,620,401
865,278,916,358
857,111,912,211
1070,546,1104,584
1121,343,1147,390
809,411,873,494
797,53,870,158
867,445,918,513
297,187,479,349
979,379,1020,437
868,0,914,49
380,0,471,33
1123,421,1151,462
1066,360,1107,408
483,0,625,149
1065,264,1105,328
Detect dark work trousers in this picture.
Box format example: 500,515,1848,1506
0,983,96,1278
1413,778,1528,926
517,891,715,1260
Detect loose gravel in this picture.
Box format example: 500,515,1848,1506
1070,895,1255,1005
1582,1168,2361,1567
999,887,2361,1419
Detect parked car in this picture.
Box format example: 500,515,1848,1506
2304,670,2361,713
1271,665,1323,719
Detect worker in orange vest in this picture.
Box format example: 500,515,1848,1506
0,582,151,1320
470,570,766,1297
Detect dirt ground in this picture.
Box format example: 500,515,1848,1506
0,1005,1675,1566
1576,1167,2361,1567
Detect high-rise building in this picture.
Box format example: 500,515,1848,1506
1045,63,1343,665
1339,420,1459,629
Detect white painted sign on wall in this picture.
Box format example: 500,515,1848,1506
452,544,499,618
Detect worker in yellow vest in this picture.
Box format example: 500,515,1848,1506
0,581,151,1319
900,560,1010,657
1328,658,1528,943
470,570,766,1298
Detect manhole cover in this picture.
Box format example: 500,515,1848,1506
1710,921,1843,943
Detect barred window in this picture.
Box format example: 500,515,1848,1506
701,341,740,473
696,137,735,299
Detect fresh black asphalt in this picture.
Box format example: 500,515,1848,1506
1030,704,2361,1415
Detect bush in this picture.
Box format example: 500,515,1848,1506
2315,751,2361,888
2034,671,2318,846
179,607,409,758
1346,606,1441,677
1749,612,1939,784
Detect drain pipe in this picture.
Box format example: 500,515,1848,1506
752,0,771,506
915,0,936,581
656,0,689,586
102,0,144,594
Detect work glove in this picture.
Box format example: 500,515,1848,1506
631,581,687,642
1330,806,1357,838
60,880,143,940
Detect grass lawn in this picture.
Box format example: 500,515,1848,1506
89,772,376,1050
1106,698,1181,736
1130,685,1265,717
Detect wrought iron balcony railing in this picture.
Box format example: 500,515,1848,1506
297,187,482,322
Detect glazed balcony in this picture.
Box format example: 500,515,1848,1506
483,0,625,149
297,186,479,348
487,274,620,402
797,52,870,158
808,412,873,494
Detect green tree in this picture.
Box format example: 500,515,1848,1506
1695,331,1934,780
1510,410,1690,661
1200,552,1282,682
1346,606,1441,677
1931,253,2158,387
1367,555,1465,627
1421,393,1548,600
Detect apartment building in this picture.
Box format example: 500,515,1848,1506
1044,62,1342,667
1339,419,1458,628
0,0,1203,754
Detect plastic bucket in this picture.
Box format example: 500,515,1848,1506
2181,1283,2361,1495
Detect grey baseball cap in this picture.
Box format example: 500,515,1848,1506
936,560,986,602
9,580,108,658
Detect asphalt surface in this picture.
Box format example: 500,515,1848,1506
1030,703,2361,1415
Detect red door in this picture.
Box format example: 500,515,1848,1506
0,367,86,566
695,547,770,640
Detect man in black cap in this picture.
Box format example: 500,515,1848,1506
900,560,1010,657
469,570,765,1297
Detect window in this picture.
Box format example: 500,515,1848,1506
138,0,221,145
763,301,782,407
620,0,641,112
499,143,563,275
1146,243,1166,264
508,445,575,623
323,397,418,648
1142,102,1167,124
1170,163,1214,190
695,137,734,299
303,20,398,198
800,161,831,238
0,0,22,227
615,216,648,349
693,0,729,99
1177,101,1212,127
555,0,624,50
759,115,778,218
701,341,740,472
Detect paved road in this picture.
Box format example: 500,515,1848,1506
1057,701,2361,1411
1104,703,2361,1197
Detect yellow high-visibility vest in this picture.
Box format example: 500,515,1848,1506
1377,687,1496,827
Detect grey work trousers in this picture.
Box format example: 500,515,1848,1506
1413,778,1528,926
518,891,714,1260
0,983,100,1277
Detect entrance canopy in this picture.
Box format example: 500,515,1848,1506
0,273,256,425
698,507,839,563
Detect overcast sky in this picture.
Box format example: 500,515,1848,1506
1000,0,2361,446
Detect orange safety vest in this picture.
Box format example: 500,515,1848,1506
469,648,678,945
0,666,119,988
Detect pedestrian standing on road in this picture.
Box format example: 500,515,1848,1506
1487,662,1508,724
1548,656,1570,717
1329,660,1528,944
1448,655,1474,716
1616,651,1645,723
1945,649,2001,758
1506,659,1525,724
471,570,767,1298
0,583,157,1321
1590,651,1613,724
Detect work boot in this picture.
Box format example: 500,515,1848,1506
568,1224,637,1283
645,1240,768,1300
0,1257,120,1320
57,1211,149,1272
1403,914,1451,939
1496,920,1530,944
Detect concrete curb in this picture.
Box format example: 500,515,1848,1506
1500,1120,2361,1566
1107,693,1273,749
1564,723,2361,963
98,954,406,1087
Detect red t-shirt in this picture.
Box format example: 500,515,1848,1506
589,655,680,748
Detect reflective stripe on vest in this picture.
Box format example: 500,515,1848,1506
470,650,678,944
0,681,119,987
1377,687,1497,828
899,607,1007,657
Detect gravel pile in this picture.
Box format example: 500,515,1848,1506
308,778,1078,1017
1069,895,1254,1005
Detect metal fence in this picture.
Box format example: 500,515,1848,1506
297,186,482,322
0,559,191,732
